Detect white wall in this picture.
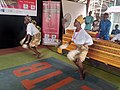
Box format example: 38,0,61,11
62,0,86,30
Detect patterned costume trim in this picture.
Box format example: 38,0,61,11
67,45,88,62
29,32,41,47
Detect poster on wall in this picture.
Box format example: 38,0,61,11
42,1,60,45
0,0,37,16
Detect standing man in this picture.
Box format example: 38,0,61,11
60,15,93,80
84,11,94,31
92,13,100,32
99,13,111,40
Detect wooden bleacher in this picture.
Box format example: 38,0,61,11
58,29,120,68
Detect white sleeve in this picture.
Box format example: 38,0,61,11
85,35,93,45
71,35,74,41
26,24,32,35
86,38,93,45
111,35,118,42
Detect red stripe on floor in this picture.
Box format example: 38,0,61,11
43,77,74,90
81,85,93,90
0,46,25,55
13,62,52,77
21,70,62,90
0,46,45,55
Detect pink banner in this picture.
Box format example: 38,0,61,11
42,1,60,45
0,0,37,16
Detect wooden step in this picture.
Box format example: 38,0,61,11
93,39,120,49
90,44,120,55
88,48,120,61
59,29,120,68
87,53,120,68
66,29,74,35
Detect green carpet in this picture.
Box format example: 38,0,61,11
0,47,120,90
0,57,118,90
0,48,72,70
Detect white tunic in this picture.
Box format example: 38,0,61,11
26,23,39,36
72,29,93,45
111,34,120,42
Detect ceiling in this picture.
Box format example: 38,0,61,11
67,0,87,3
89,0,115,13
67,0,115,13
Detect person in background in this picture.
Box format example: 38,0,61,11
99,13,111,40
111,24,120,35
59,15,93,80
92,13,100,32
21,15,41,58
84,11,94,31
111,33,120,44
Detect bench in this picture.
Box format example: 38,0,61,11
58,29,120,68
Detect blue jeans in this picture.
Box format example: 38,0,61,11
99,34,110,40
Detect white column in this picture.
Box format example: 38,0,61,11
99,0,103,16
109,13,114,34
109,0,116,34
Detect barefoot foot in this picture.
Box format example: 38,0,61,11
36,53,41,58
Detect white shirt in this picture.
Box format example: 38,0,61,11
111,34,120,42
26,23,39,36
72,29,93,45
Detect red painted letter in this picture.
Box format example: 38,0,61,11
21,70,62,90
81,85,92,90
44,77,74,90
13,62,52,77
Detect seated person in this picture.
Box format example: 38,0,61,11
111,24,120,35
111,33,120,44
